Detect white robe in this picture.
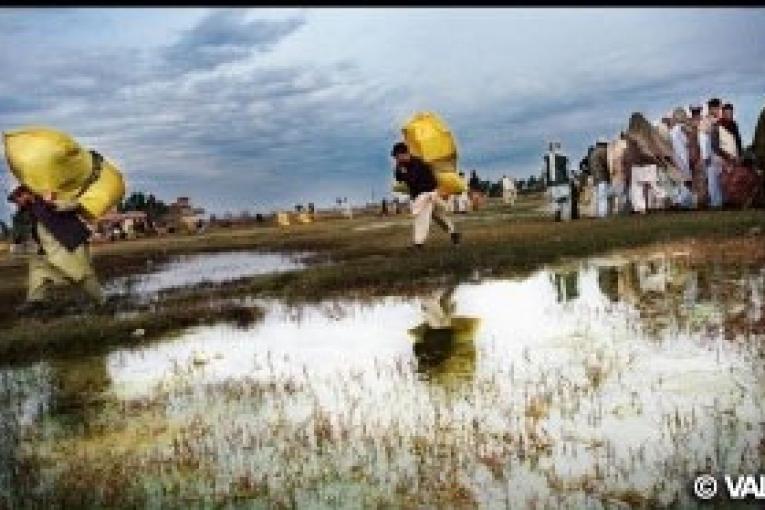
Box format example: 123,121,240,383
670,124,691,181
700,121,723,207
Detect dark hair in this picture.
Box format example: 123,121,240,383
722,103,734,111
390,142,409,157
7,184,32,203
707,98,722,108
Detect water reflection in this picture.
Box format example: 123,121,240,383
410,286,479,388
1,252,764,508
104,250,314,298
48,356,112,426
550,270,579,303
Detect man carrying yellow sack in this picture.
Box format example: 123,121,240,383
391,142,461,249
8,184,104,315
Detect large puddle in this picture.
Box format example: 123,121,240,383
104,250,313,298
2,252,764,508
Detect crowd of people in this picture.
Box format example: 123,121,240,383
573,98,764,217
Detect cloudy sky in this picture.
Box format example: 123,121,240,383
1,7,764,219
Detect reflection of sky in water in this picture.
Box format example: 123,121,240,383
3,255,764,508
104,251,311,297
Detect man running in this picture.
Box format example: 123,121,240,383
391,142,461,249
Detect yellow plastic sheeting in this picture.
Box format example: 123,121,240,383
402,112,458,164
3,126,125,220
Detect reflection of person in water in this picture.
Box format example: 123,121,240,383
551,270,579,303
597,266,620,303
49,356,112,427
637,256,669,294
409,286,479,388
617,262,641,306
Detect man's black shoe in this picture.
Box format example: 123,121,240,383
451,232,462,245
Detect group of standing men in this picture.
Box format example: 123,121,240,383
582,97,755,217
664,98,743,209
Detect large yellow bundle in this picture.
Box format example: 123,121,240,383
3,126,125,219
397,112,466,196
402,112,458,164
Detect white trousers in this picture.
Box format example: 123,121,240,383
706,160,723,208
412,191,455,245
630,165,658,213
596,182,610,218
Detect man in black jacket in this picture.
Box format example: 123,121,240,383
391,142,461,248
720,103,742,156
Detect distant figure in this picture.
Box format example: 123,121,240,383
720,103,742,156
381,198,389,216
570,177,580,220
468,170,481,192
701,98,724,208
453,171,470,214
392,197,401,215
753,102,765,171
669,107,694,208
391,142,461,248
501,175,516,206
7,185,104,314
607,133,630,214
468,170,485,210
688,105,707,208
591,138,611,218
342,198,353,219
308,202,316,218
717,102,762,208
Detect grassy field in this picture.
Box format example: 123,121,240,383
1,192,764,364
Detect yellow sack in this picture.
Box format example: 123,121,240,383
78,161,126,219
276,212,291,227
296,212,313,224
398,112,464,196
402,112,458,163
3,126,125,220
436,172,467,195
